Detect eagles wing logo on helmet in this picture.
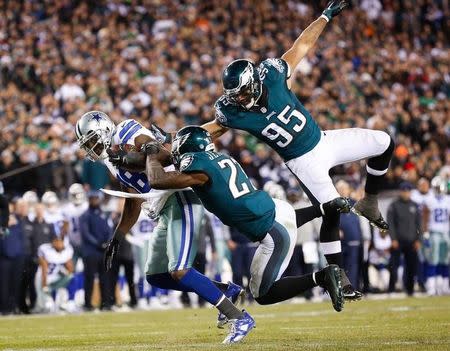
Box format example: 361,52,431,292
179,154,194,172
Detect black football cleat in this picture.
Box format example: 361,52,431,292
321,197,352,216
340,269,363,301
319,264,344,312
342,285,364,301
351,206,389,232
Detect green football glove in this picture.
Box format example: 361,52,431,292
322,0,349,22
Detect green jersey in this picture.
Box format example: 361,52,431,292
215,58,321,161
179,151,275,241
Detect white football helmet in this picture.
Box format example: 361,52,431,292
22,190,39,206
263,181,287,201
42,191,59,208
431,176,447,195
75,110,115,161
68,183,86,206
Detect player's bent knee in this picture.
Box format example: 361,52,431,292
170,268,189,281
254,294,272,305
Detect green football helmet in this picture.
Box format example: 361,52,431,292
171,126,215,166
222,59,262,109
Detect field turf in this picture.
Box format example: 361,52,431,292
0,296,449,351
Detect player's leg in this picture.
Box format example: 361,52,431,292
326,128,394,230
286,152,358,298
436,232,449,295
250,200,344,311
165,191,254,344
294,197,351,228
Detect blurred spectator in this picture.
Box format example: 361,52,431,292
80,191,113,311
0,201,25,314
109,237,137,309
0,182,9,236
227,227,257,299
368,228,392,293
387,182,422,295
336,180,363,290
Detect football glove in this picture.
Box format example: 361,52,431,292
141,141,162,155
106,148,146,172
103,235,123,271
150,124,172,144
322,0,348,21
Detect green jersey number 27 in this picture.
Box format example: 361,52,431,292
261,105,306,147
218,158,255,199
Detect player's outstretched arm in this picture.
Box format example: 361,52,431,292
146,154,209,190
282,0,348,88
201,120,229,141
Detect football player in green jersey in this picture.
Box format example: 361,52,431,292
150,0,395,301
113,126,352,340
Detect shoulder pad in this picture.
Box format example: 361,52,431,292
179,153,196,172
259,58,290,81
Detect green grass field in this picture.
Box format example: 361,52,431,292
0,296,449,351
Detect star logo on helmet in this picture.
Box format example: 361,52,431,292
90,113,103,123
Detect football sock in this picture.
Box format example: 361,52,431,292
295,205,322,228
320,211,343,268
255,274,319,305
146,273,193,292
216,296,244,319
212,280,229,293
67,276,77,301
179,268,225,305
138,277,145,299
365,136,394,195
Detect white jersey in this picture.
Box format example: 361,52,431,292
411,190,434,212
44,209,66,237
425,194,450,234
62,202,88,248
104,119,177,216
38,243,73,283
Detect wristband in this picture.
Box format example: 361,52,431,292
320,14,330,23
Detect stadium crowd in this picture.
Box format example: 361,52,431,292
0,0,448,314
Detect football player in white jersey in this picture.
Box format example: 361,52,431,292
62,183,88,310
423,176,450,295
42,191,68,239
22,190,39,222
76,111,254,344
35,234,74,313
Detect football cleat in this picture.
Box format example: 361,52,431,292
319,264,344,312
340,269,363,301
217,281,245,328
321,197,352,216
351,205,389,232
222,310,255,344
343,285,364,301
